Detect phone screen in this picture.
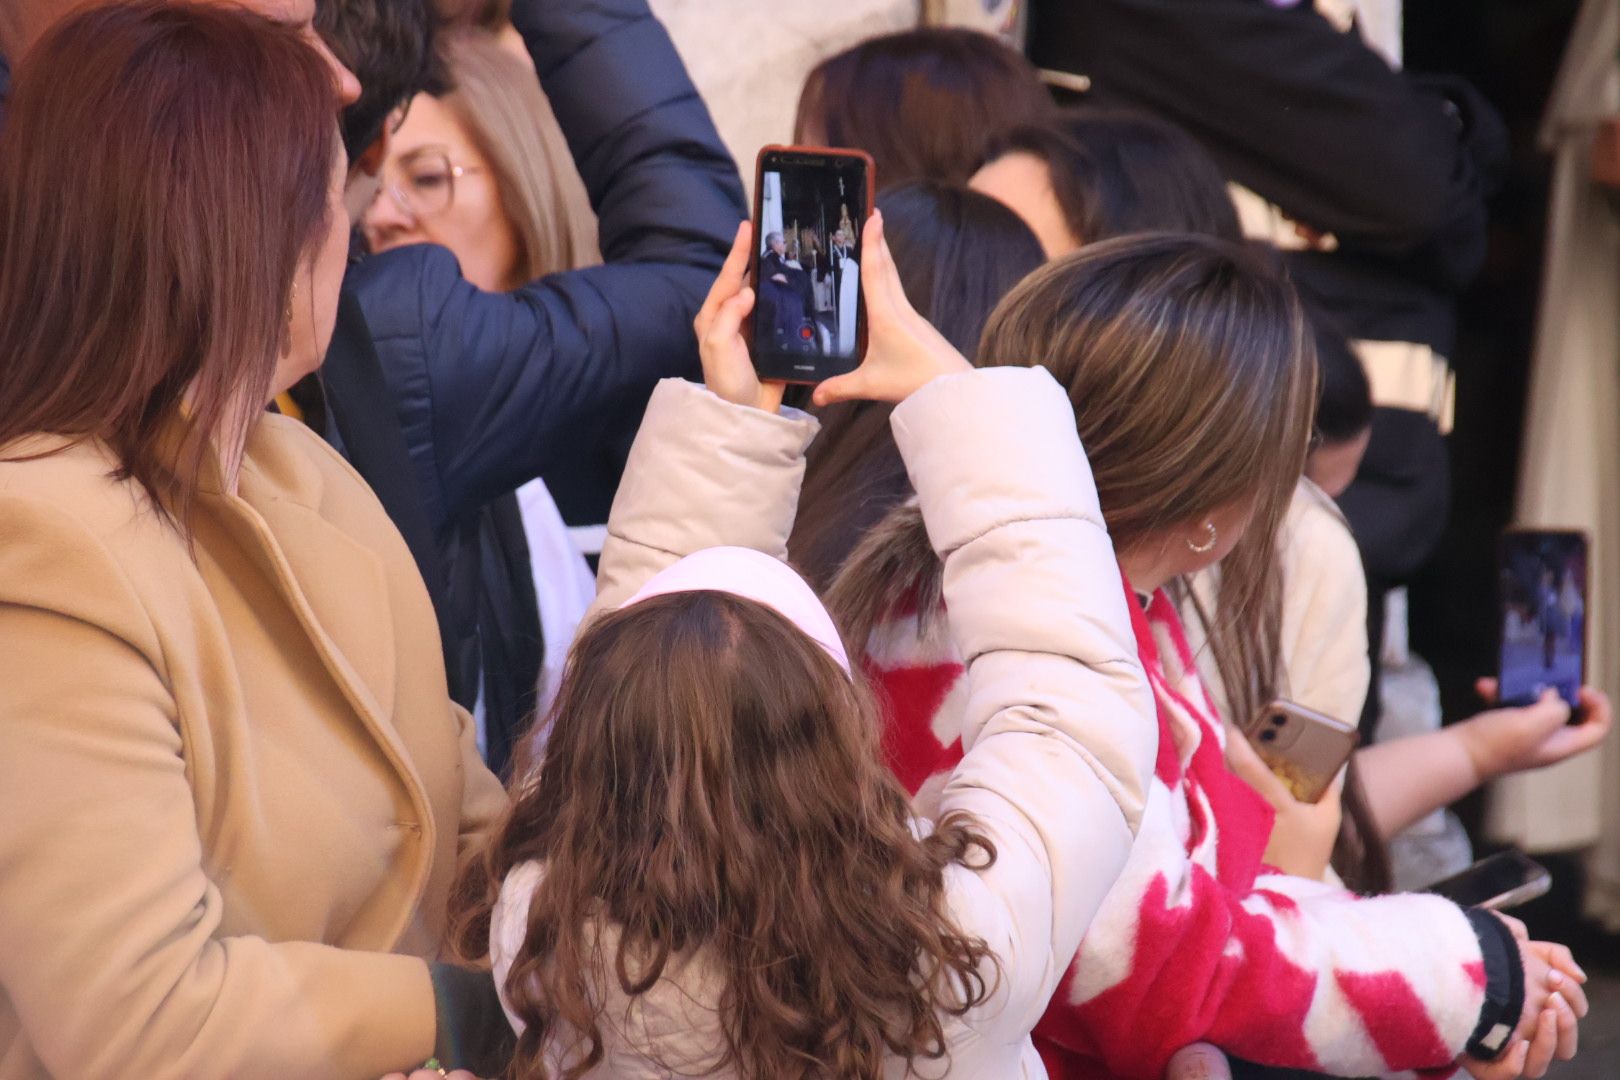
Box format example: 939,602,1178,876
1426,851,1551,910
1498,531,1587,709
751,149,870,383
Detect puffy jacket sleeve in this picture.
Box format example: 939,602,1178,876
0,497,436,1080
352,0,747,530
890,368,1158,1047
590,378,820,617
1038,762,1493,1078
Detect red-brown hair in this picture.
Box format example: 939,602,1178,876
454,591,997,1079
794,27,1054,190
0,0,339,526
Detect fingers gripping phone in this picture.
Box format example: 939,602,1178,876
1497,528,1588,717
1243,699,1358,804
749,145,875,384
1425,850,1552,911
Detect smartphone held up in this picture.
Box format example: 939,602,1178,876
1497,529,1588,717
749,146,875,384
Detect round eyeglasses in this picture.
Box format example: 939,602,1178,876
377,148,487,219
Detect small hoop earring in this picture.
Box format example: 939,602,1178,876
1186,521,1218,554
285,280,298,328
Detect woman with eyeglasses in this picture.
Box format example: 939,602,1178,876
363,27,598,292
362,28,604,771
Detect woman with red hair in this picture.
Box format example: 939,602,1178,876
0,3,508,1076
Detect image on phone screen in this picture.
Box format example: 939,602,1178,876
1498,531,1586,708
753,153,868,381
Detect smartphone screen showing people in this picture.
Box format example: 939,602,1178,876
750,146,873,382
1498,529,1587,709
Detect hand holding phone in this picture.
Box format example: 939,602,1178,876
1226,725,1345,880
811,211,973,406
697,211,971,413
1240,700,1358,804
1460,678,1612,782
749,146,875,384
694,220,785,414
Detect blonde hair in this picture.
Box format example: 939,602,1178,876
437,28,601,281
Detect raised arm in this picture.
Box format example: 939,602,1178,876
889,364,1157,1044
1044,0,1504,264
351,0,747,530
1358,685,1612,841
589,378,818,615
586,222,817,614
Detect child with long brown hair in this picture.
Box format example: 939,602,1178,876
452,216,1159,1079
826,233,1587,1080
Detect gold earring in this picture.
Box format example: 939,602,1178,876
285,280,297,328
1186,521,1218,554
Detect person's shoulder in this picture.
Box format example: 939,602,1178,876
0,436,158,542
491,859,547,972
247,412,390,522
1281,479,1364,590
0,438,186,651
1285,479,1355,549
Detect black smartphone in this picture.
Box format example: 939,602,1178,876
1497,529,1588,714
748,145,875,384
1425,850,1552,911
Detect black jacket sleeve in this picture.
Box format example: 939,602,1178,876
1031,0,1507,278
350,0,746,531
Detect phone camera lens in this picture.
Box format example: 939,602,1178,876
1269,715,1286,726
1260,729,1277,743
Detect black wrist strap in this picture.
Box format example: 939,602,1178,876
1463,909,1525,1060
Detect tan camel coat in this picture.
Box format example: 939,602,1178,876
0,414,507,1078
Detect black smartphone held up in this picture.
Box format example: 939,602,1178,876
749,145,875,384
1242,699,1359,804
1497,528,1589,715
1425,849,1552,911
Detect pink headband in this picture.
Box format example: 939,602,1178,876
620,547,852,675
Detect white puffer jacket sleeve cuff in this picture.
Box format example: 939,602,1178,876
591,378,820,618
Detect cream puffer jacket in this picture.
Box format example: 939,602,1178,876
491,369,1158,1078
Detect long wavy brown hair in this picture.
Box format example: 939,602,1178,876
453,590,996,1080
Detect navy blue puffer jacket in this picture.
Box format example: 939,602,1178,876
345,0,746,768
